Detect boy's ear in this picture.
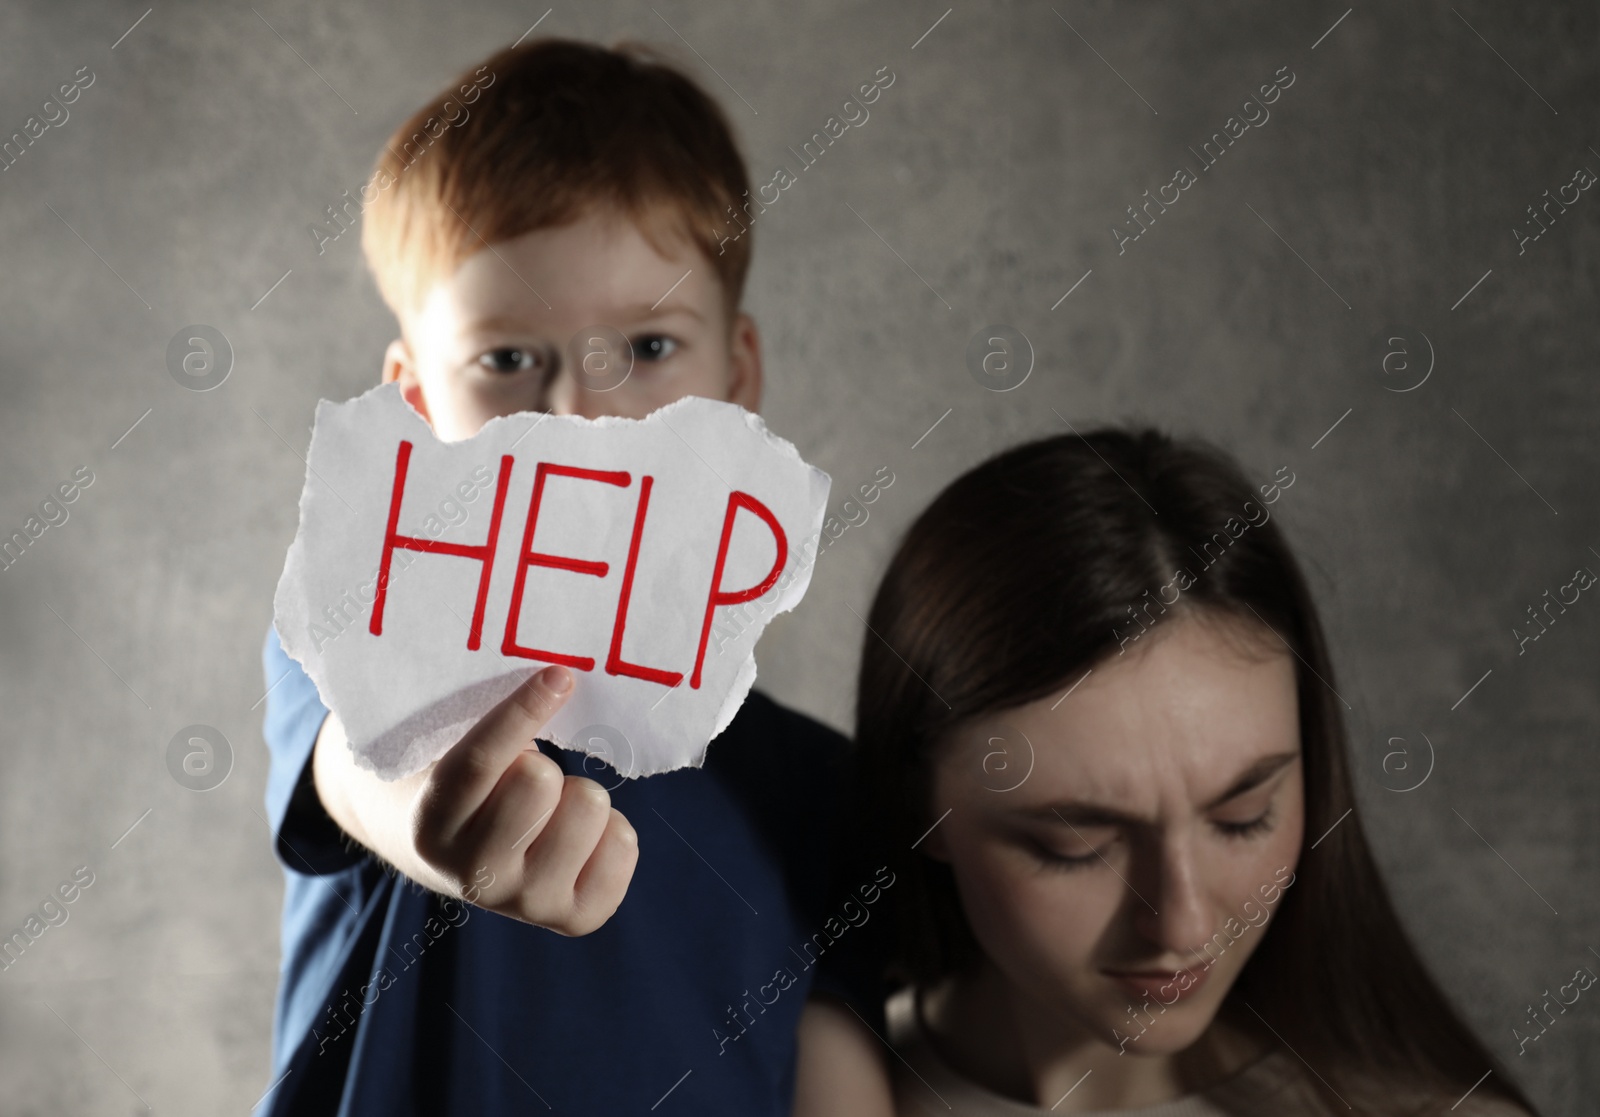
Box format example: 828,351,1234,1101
725,311,763,412
382,338,431,423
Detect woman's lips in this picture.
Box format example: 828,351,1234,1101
1103,965,1210,1003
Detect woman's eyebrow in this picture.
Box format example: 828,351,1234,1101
1200,750,1299,809
1016,750,1300,826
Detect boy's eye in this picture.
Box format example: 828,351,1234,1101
632,334,678,362
477,347,547,375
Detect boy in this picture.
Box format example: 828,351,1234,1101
260,37,892,1115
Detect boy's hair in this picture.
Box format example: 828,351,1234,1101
361,37,753,333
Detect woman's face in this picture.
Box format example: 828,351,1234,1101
925,609,1305,1056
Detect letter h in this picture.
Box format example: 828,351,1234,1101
368,440,514,649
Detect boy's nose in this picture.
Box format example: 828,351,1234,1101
529,364,570,416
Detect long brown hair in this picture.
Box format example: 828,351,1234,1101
851,427,1538,1114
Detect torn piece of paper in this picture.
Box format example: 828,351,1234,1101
272,382,831,780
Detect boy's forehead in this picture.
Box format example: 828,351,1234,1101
428,209,719,329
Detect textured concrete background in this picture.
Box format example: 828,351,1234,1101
1,1,1595,1112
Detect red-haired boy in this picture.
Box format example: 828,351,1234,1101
261,37,893,1116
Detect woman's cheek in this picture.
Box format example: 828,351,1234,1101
956,845,1099,969
946,844,1033,946
1269,782,1306,870
1222,807,1302,938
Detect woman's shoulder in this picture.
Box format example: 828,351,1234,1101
1276,1063,1540,1117
885,984,918,1045
1174,1043,1540,1117
884,985,1045,1116
1445,1093,1536,1117
1339,1068,1539,1117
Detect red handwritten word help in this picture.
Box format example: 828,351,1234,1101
368,441,787,691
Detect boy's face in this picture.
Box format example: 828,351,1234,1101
383,206,761,440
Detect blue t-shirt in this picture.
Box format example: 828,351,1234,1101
259,624,884,1115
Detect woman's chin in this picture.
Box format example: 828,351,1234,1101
1102,996,1217,1057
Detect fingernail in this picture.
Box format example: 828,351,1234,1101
545,665,573,695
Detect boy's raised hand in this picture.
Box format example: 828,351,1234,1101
312,664,639,936
415,665,639,932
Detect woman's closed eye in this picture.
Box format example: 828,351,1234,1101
1212,803,1276,840
1033,841,1101,870
1027,830,1117,871
1025,806,1276,872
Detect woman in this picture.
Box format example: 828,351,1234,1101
848,428,1540,1115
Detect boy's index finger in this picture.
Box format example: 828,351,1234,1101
428,665,575,831
506,664,574,726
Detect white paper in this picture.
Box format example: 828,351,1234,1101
272,382,831,780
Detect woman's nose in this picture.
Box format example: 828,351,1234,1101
1130,834,1216,959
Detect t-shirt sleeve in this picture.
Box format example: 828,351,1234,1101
710,694,892,1030
261,624,370,876
792,712,892,1035
807,910,890,1035
806,848,892,1035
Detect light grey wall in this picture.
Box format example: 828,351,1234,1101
1,1,1594,1112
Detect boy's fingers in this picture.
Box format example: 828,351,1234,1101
569,809,640,931
454,748,566,869
519,777,615,918
424,665,574,842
